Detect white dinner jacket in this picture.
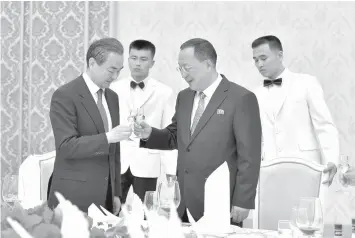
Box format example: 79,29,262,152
110,77,178,178
253,69,339,165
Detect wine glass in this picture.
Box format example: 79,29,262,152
2,174,19,209
157,177,181,218
172,180,181,208
144,191,159,212
296,197,323,237
127,109,138,141
134,107,145,138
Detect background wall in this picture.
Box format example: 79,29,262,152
1,1,110,177
114,1,355,221
1,0,355,222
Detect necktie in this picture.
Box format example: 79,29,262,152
130,81,145,89
97,89,108,132
191,92,206,135
263,78,282,87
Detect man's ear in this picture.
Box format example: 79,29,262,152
150,60,155,69
88,57,96,69
277,51,284,61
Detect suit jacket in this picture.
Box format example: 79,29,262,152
47,75,121,212
141,75,262,220
110,77,178,177
253,69,339,165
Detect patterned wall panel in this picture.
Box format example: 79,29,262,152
1,1,110,183
114,1,355,221
1,1,22,178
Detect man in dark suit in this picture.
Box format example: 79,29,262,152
48,38,132,214
134,38,262,226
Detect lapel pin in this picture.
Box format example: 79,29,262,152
217,109,224,115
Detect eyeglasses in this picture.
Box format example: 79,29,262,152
176,66,194,75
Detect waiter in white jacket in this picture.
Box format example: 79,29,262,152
252,35,339,185
111,40,177,202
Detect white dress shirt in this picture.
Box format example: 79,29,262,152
83,72,112,131
191,74,223,127
129,77,149,110
263,69,286,121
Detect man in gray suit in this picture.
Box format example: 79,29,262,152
134,38,262,226
48,38,132,214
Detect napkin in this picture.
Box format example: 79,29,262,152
146,203,185,238
88,203,121,230
55,192,90,238
188,161,232,235
122,186,145,238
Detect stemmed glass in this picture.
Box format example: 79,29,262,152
2,174,19,209
127,107,145,140
157,177,181,218
295,197,323,237
144,191,159,212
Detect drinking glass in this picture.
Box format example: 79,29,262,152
157,178,181,218
134,107,145,138
144,191,159,212
127,109,137,141
296,197,323,237
2,174,19,209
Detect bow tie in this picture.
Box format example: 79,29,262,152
130,81,145,89
263,78,282,87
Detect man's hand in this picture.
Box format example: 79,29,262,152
342,169,355,186
230,206,249,224
133,121,152,139
106,125,132,143
113,196,121,216
322,162,337,186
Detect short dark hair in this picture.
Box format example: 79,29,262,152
180,38,217,66
86,38,124,67
251,35,283,51
129,39,156,58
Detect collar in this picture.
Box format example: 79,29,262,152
83,72,103,95
200,73,223,98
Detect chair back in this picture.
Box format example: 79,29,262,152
253,157,326,230
18,151,56,208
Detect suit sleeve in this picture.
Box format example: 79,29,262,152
160,90,178,175
306,76,339,165
232,92,262,209
50,88,110,159
140,92,180,150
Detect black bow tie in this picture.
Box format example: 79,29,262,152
130,81,145,89
263,78,282,87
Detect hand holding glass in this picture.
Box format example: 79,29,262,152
127,108,145,140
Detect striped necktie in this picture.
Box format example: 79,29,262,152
97,89,108,132
190,92,206,135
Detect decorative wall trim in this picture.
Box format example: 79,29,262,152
19,1,24,161
84,0,89,71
